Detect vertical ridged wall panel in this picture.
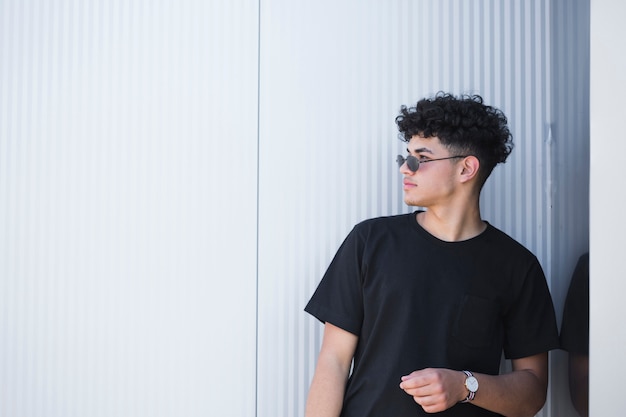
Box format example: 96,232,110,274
0,1,259,416
548,1,590,416
257,1,581,417
1,1,589,416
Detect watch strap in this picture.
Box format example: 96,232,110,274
462,370,477,403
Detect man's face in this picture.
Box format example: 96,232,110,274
399,135,462,208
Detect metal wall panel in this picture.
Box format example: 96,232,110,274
0,1,590,416
548,1,590,416
258,1,587,416
0,1,259,416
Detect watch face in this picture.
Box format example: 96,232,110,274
466,376,479,392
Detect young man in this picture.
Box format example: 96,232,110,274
304,92,559,417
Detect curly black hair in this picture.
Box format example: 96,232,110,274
395,92,513,185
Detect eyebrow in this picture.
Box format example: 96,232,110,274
407,147,434,155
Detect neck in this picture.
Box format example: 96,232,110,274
417,203,486,242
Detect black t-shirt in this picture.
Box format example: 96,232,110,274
305,212,559,417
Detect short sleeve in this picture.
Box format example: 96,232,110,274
304,226,365,336
503,259,560,359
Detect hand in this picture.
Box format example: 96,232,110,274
399,368,466,413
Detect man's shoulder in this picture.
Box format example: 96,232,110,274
484,223,539,261
353,212,413,232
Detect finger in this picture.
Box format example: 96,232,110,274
400,370,421,381
400,381,430,396
400,379,423,390
399,373,430,390
413,393,448,413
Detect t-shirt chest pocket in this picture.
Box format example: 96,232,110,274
452,295,500,348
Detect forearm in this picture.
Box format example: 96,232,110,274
305,355,350,417
568,353,589,417
470,369,547,417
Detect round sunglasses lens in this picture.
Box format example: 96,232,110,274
406,156,419,172
396,155,420,172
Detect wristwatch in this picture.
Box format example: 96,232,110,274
461,370,478,402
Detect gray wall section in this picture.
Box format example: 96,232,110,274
0,1,591,416
549,0,590,416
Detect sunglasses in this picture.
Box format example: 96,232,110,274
396,154,468,172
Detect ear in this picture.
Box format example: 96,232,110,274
458,156,480,183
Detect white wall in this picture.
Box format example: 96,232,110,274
0,1,594,416
589,1,626,415
0,1,258,416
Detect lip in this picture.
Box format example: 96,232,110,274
403,179,416,190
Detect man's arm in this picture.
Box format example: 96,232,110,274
305,322,358,417
568,353,589,417
399,353,549,417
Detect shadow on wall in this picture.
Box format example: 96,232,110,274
559,253,589,417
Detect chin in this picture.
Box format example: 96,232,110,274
404,198,421,207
